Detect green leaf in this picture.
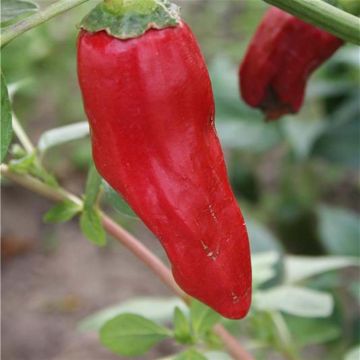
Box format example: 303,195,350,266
284,255,359,283
1,0,38,24
29,162,58,187
9,151,58,187
99,313,171,356
80,209,106,247
38,122,89,153
255,286,334,318
9,152,36,173
345,345,360,360
173,307,192,344
83,164,102,209
174,349,207,360
190,300,221,337
1,73,12,162
252,251,281,288
317,205,360,256
43,200,81,224
79,297,187,332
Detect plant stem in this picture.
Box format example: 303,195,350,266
100,213,185,298
0,164,82,205
265,0,360,45
1,0,89,48
0,163,254,360
12,114,35,154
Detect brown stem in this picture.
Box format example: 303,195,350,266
1,165,254,360
100,214,185,299
213,325,254,360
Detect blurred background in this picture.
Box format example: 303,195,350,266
2,0,359,359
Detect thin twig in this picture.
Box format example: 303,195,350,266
214,325,254,360
12,114,35,154
0,164,81,205
100,214,185,299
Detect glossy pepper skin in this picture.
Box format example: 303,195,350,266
239,7,343,120
77,22,251,319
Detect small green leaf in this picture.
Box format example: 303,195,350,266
1,73,12,162
173,307,192,344
9,152,58,187
30,162,58,187
252,251,281,287
38,122,89,154
255,286,334,318
1,0,38,23
80,209,106,246
285,255,359,283
175,349,207,360
83,164,102,209
9,152,36,173
79,297,186,332
43,200,81,224
99,313,171,356
190,300,221,338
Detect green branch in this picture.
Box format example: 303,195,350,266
264,0,360,45
1,0,89,48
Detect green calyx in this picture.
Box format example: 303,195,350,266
80,0,180,39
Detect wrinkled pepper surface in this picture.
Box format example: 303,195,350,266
239,7,343,120
77,0,251,319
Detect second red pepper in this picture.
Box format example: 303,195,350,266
239,7,343,120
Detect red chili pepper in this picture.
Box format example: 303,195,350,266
77,0,251,319
239,7,343,120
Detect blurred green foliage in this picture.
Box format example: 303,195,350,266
2,0,359,359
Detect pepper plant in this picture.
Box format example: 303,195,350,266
1,1,359,359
